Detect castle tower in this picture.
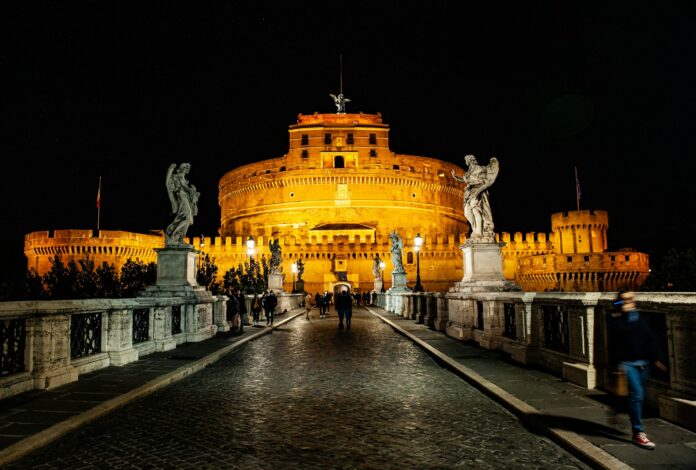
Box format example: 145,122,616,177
551,210,608,254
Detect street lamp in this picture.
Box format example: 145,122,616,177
246,236,255,259
291,262,297,293
379,260,386,292
413,233,424,292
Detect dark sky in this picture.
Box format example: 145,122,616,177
2,2,695,283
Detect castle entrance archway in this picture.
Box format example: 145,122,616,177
331,282,351,298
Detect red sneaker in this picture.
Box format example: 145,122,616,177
633,432,656,450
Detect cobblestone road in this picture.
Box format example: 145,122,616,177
8,308,589,469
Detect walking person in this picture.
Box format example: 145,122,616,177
236,289,248,332
608,289,667,450
323,291,331,316
251,293,263,327
305,291,314,320
227,289,241,333
262,290,278,326
336,289,352,330
314,292,323,317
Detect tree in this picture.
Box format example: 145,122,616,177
120,258,156,297
642,248,696,292
43,255,76,299
96,262,120,298
196,254,222,294
74,257,99,298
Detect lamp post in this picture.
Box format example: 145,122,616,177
379,261,386,292
198,235,205,272
413,233,424,292
291,262,297,293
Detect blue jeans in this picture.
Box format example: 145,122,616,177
621,361,650,433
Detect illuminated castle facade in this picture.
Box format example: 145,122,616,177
24,112,649,293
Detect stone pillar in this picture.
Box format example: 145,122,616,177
152,306,177,352
268,273,284,293
451,241,521,293
390,272,409,292
106,309,140,364
31,314,78,390
213,295,231,333
373,278,384,294
434,293,449,331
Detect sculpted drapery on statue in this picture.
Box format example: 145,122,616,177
389,230,405,274
269,238,282,274
165,163,200,246
296,258,305,281
372,254,382,279
452,155,499,243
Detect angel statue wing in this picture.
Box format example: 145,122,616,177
165,163,178,215
343,97,351,103
329,93,338,103
485,157,500,189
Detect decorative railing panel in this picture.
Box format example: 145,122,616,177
542,304,569,354
70,312,102,359
171,305,182,335
132,308,149,344
503,303,516,339
1,319,26,376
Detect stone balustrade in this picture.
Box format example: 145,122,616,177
376,290,696,432
0,293,304,400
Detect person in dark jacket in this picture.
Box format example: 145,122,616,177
608,290,667,450
235,289,248,329
262,290,278,326
336,289,353,330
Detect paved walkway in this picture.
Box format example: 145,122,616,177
1,305,695,469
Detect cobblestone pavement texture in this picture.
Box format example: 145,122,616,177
5,307,589,469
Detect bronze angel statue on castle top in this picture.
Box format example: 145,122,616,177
329,93,350,113
165,163,199,246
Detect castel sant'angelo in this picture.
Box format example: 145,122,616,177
24,100,649,294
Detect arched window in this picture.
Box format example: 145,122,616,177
407,252,414,264
334,156,345,168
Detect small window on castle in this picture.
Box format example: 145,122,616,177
393,164,400,170
334,156,345,168
369,133,377,145
301,134,308,145
567,256,573,262
625,255,630,261
407,252,414,264
301,150,309,159
584,256,590,262
279,166,286,172
610,255,615,262
347,133,354,144
369,149,377,157
324,133,332,145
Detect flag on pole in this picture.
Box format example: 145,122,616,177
96,177,102,209
574,167,581,211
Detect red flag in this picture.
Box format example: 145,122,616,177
96,177,101,209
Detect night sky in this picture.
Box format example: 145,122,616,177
2,2,695,284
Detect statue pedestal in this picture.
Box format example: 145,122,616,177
374,279,384,293
389,272,409,292
141,245,212,301
294,280,305,294
451,241,521,293
268,272,284,293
